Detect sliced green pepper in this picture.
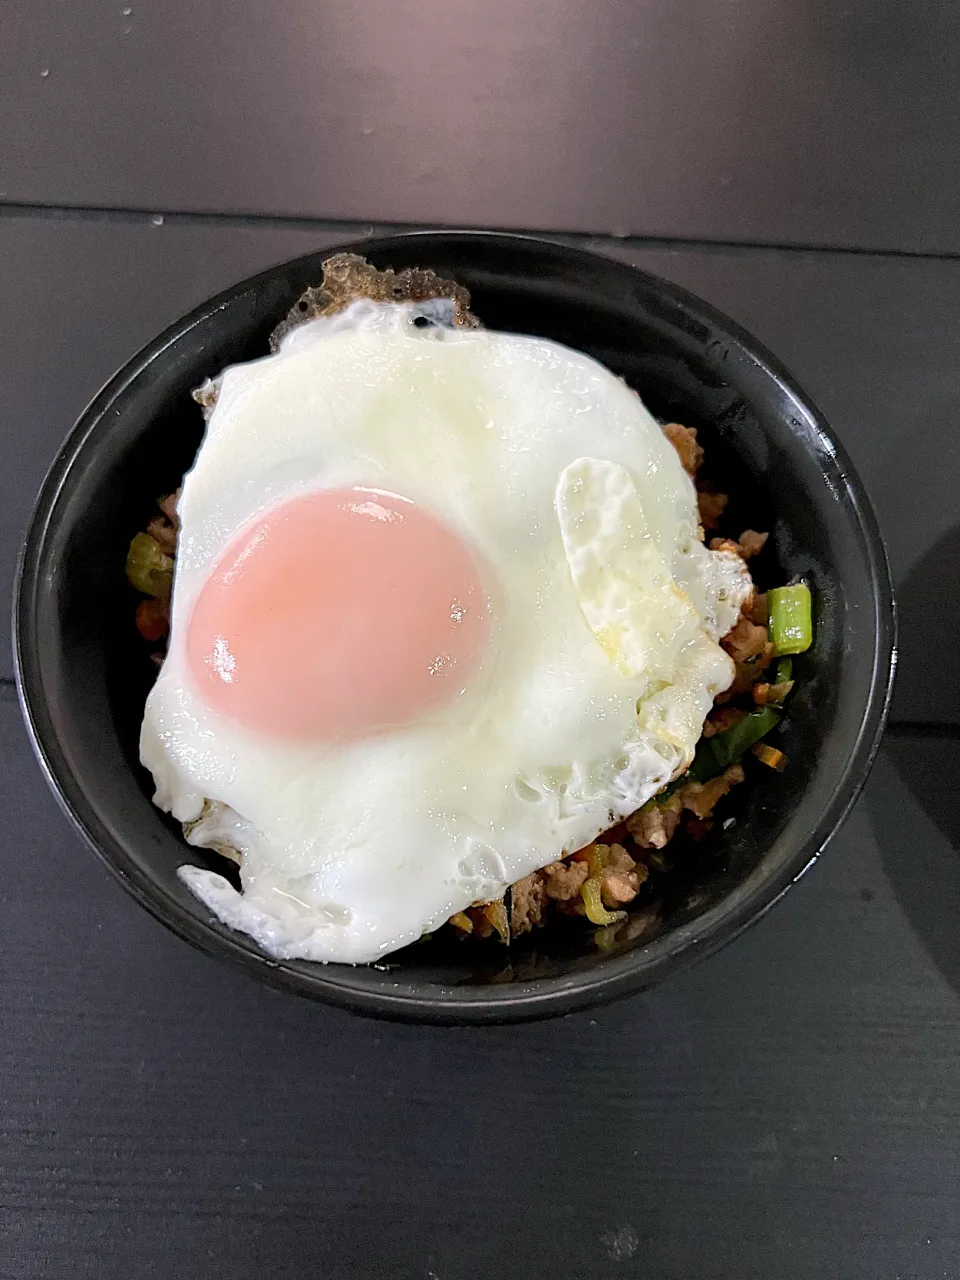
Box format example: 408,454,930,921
685,741,722,784
711,707,781,766
768,583,812,656
686,706,782,784
126,532,173,599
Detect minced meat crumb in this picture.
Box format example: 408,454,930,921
698,490,729,531
510,873,547,936
722,614,771,665
600,843,647,907
541,859,588,901
743,591,768,625
721,614,775,696
147,490,181,557
737,529,769,559
146,516,177,556
711,529,769,560
663,422,704,477
627,793,683,849
677,763,745,820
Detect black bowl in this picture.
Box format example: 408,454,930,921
13,232,895,1024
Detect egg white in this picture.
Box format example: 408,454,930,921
141,299,751,963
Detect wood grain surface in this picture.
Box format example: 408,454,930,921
1,686,959,1277
4,1,960,252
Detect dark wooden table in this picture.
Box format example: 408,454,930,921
3,4,960,1276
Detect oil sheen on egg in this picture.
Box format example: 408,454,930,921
141,298,751,963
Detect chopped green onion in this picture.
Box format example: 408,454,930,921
775,657,793,684
768,583,812,656
126,533,173,599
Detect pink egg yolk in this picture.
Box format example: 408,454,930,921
186,488,491,741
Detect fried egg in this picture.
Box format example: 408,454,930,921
141,296,751,963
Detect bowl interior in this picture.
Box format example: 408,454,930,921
15,233,893,1022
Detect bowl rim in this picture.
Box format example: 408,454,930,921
12,230,897,1024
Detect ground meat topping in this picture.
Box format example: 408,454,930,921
627,793,683,849
146,516,177,557
722,614,771,665
737,529,769,560
145,491,180,556
677,763,745,820
599,843,646,908
158,491,181,526
711,529,769,560
720,611,775,697
743,591,768,626
541,859,588,901
728,654,775,697
697,489,729,531
509,873,547,936
663,422,704,477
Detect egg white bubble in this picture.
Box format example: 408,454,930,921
141,299,751,963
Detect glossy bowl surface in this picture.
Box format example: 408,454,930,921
14,232,895,1023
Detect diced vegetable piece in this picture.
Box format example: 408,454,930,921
685,740,721,784
481,900,510,944
711,707,781,766
752,743,788,771
135,597,169,642
768,583,812,655
593,924,621,951
686,707,781,783
126,532,173,599
753,679,793,706
581,877,626,927
775,657,793,684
